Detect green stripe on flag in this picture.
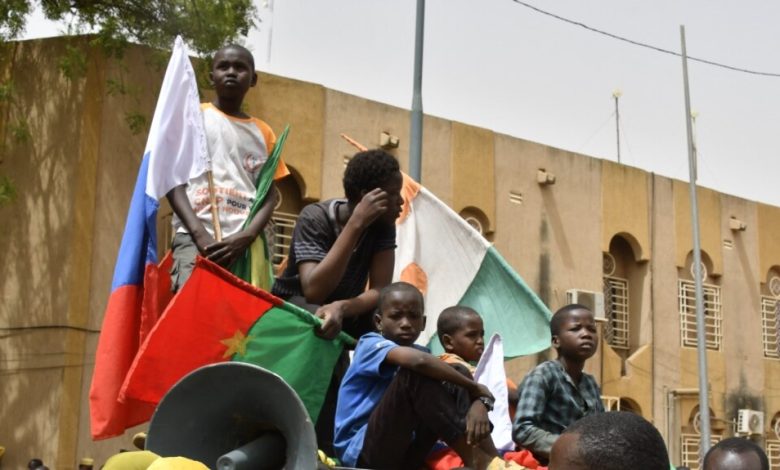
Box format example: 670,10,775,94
428,246,552,358
234,302,355,423
231,125,291,289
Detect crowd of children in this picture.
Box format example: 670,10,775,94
160,43,771,470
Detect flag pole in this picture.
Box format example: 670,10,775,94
340,133,368,152
680,24,712,453
409,0,425,183
207,171,223,241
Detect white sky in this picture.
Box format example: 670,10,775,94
23,1,780,206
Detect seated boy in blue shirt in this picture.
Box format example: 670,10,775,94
334,282,499,470
513,304,605,464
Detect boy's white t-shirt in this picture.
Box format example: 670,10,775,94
172,103,284,238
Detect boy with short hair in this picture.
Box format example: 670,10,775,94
702,437,769,470
513,304,604,463
167,44,288,291
438,305,487,369
334,282,499,470
548,411,670,470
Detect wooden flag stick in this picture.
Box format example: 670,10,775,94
206,170,223,241
340,133,368,152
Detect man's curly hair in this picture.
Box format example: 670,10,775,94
343,149,400,203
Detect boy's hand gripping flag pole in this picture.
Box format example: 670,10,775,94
89,35,208,440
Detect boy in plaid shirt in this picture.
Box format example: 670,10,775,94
512,304,604,464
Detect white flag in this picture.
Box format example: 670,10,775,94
474,334,514,452
144,35,208,200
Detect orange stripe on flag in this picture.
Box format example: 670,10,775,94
397,172,421,225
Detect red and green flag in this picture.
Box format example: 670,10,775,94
120,257,354,423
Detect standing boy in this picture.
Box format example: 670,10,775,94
334,282,499,470
167,44,288,291
513,304,604,463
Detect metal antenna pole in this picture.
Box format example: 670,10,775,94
613,90,622,164
680,24,712,453
409,0,425,183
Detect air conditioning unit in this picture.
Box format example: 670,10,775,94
736,409,764,435
565,289,605,321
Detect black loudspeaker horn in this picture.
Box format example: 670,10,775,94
146,362,318,469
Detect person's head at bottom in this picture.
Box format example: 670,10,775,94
703,437,769,470
548,411,670,470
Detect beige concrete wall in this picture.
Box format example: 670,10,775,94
451,122,495,232
601,343,653,418
493,136,602,309
757,203,780,278
0,37,97,469
601,161,651,261
719,195,763,419
673,180,723,275
765,360,780,430
321,89,410,200
250,74,326,201
650,175,680,440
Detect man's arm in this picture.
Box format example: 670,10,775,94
385,346,494,445
206,184,278,267
314,248,394,339
512,372,557,460
166,185,215,254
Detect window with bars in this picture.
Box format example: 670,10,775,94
768,440,780,470
270,211,298,270
762,296,780,359
680,434,720,470
603,276,630,349
679,280,722,350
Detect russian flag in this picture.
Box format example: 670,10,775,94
89,36,207,440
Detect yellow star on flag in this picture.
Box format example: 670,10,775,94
220,330,251,359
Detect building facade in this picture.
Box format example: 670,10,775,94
1,37,779,469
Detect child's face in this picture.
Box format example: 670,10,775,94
443,314,485,362
375,290,425,346
552,308,598,361
210,47,257,100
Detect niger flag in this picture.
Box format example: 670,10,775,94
120,257,353,424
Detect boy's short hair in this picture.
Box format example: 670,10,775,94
437,306,480,337
343,149,400,203
377,282,424,315
563,411,669,470
550,303,591,336
215,43,255,70
703,437,769,470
